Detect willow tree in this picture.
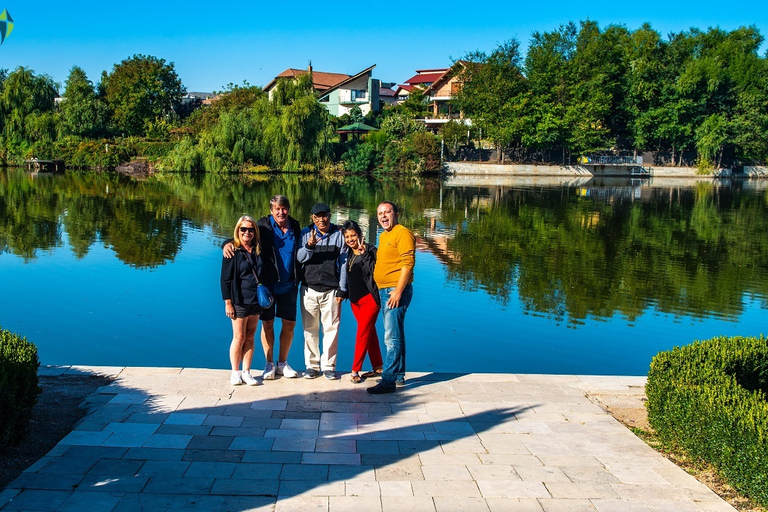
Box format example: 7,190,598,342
0,66,58,160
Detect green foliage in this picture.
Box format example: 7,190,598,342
0,327,41,450
380,112,424,140
0,66,58,162
440,120,472,150
379,132,441,174
101,54,185,136
58,66,108,139
164,74,331,172
646,336,768,506
341,140,381,172
55,138,135,168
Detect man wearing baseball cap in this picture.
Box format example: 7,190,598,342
296,202,349,379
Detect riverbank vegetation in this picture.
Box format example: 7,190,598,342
0,22,766,172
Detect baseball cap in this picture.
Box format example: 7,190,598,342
310,203,331,215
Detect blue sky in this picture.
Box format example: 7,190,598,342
1,1,765,93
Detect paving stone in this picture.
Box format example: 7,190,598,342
203,414,244,427
327,465,376,482
314,438,356,453
143,433,192,449
56,491,122,512
590,499,652,512
475,480,551,499
272,437,317,452
280,418,320,430
220,495,276,512
242,450,303,464
433,497,489,511
344,481,380,496
381,496,437,512
184,461,238,479
165,412,208,425
143,476,214,494
186,434,234,450
78,474,150,493
302,453,361,465
231,462,282,480
485,498,545,512
421,464,473,481
250,399,288,410
230,436,274,451
277,480,345,497
86,457,144,476
155,424,213,436
9,470,82,491
123,447,185,460
412,480,481,497
135,460,191,478
537,498,600,511
329,495,382,512
280,463,329,481
183,448,244,463
356,440,399,454
274,495,328,512
0,489,70,511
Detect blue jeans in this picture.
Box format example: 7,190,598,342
379,284,413,385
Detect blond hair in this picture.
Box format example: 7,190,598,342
233,216,261,254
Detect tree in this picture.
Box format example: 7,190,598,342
453,40,529,161
59,66,108,138
0,66,58,160
100,54,185,136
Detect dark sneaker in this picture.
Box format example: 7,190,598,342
367,381,396,394
323,370,337,380
396,375,406,386
304,368,320,379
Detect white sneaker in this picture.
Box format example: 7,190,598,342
262,362,276,380
241,372,259,386
277,361,298,378
230,371,243,386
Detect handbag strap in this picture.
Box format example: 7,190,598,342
242,248,262,286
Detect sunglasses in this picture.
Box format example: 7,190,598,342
239,227,255,233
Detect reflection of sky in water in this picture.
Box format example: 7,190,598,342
1,221,765,376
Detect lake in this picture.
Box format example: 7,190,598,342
1,168,766,376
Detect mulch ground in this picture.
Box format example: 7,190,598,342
0,373,112,490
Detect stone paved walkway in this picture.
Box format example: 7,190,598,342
0,367,735,512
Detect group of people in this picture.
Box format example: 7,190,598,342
220,195,415,394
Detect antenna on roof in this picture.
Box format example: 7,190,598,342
308,60,312,74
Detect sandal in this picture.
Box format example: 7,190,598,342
360,367,382,378
350,373,362,384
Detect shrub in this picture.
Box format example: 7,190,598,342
646,335,768,506
0,327,41,450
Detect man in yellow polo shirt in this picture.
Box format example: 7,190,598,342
367,201,415,394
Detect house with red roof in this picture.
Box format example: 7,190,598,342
395,64,471,131
263,63,380,117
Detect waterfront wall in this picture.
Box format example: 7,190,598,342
445,162,716,178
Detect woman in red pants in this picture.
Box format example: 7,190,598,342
341,220,383,383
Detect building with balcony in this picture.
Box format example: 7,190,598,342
263,63,379,117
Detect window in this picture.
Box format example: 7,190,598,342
351,89,366,100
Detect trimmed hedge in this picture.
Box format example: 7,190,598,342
646,335,768,505
0,327,41,450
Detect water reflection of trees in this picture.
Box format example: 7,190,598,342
433,183,768,322
3,169,767,322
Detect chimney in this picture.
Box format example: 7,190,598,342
308,60,313,74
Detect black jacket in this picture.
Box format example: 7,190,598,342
220,246,265,306
347,243,380,306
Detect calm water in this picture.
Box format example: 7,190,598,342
1,168,766,375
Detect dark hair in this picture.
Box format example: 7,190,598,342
341,220,362,239
270,195,290,210
378,201,398,214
